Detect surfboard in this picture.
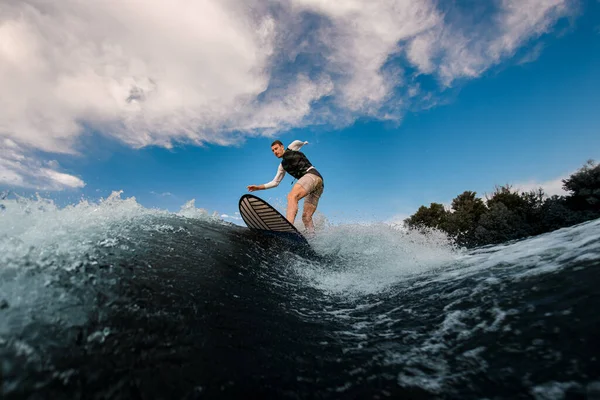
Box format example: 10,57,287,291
238,194,309,246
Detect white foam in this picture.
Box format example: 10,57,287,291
177,198,220,220
0,191,220,266
292,223,460,296
287,218,600,395
531,381,580,400
289,217,600,305
0,191,221,336
459,218,600,281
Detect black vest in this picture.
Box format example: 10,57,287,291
281,149,313,180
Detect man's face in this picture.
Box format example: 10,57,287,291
271,143,284,158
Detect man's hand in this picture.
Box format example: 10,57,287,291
247,185,261,192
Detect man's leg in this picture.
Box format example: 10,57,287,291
301,178,323,234
286,183,308,224
302,202,317,234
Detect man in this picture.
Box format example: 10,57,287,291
247,140,324,234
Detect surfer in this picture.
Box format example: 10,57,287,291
247,140,324,234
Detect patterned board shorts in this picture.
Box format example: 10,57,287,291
297,173,324,206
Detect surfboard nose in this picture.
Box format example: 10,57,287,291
239,194,309,247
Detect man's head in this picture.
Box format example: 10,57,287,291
271,140,285,158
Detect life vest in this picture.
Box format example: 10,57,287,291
281,148,314,180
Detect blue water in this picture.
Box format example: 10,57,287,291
1,192,599,399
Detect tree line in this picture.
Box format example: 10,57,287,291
404,160,600,247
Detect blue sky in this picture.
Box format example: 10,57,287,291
1,0,599,226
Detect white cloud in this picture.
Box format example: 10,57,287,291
39,169,85,189
0,0,280,153
150,191,173,197
221,212,242,220
511,175,569,197
0,139,85,190
289,0,442,112
0,0,577,189
408,0,573,85
518,42,546,65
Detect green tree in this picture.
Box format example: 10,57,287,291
405,159,600,249
563,160,600,213
519,188,545,235
404,202,448,230
475,202,529,245
486,185,529,211
540,195,580,231
445,191,487,246
473,185,546,244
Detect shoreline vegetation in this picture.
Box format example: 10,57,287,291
404,160,600,248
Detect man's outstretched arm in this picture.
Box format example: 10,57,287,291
288,140,308,151
247,165,286,192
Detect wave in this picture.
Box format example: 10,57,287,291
1,192,599,399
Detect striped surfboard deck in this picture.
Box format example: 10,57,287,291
238,194,308,245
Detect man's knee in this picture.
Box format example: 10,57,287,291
288,191,301,202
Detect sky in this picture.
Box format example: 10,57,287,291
1,0,599,225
